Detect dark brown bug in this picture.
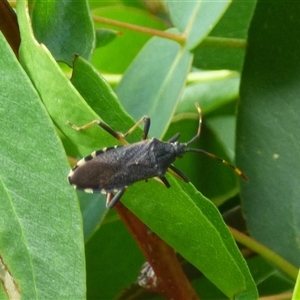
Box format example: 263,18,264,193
67,104,247,208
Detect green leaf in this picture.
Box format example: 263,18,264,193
167,0,231,49
0,30,85,299
237,0,300,267
121,180,257,299
29,0,95,66
116,34,193,138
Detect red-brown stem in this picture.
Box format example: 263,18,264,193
93,15,186,46
114,202,200,300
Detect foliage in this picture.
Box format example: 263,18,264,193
0,0,299,299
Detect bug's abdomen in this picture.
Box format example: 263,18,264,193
68,159,123,192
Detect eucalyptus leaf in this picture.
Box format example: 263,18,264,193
0,29,85,298
29,0,95,66
237,0,300,267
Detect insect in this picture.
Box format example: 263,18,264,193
67,104,247,208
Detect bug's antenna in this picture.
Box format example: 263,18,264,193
185,147,248,180
183,103,248,181
185,103,202,145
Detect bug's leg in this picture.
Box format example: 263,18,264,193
168,165,190,182
159,176,171,188
142,117,150,140
167,133,181,143
106,188,126,208
67,120,129,144
68,116,150,144
121,116,150,140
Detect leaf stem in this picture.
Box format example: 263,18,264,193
259,291,293,300
93,15,186,46
200,36,246,49
229,226,298,280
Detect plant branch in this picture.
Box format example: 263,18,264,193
114,202,200,300
0,0,20,57
93,15,186,46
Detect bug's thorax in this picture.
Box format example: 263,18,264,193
147,138,186,169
